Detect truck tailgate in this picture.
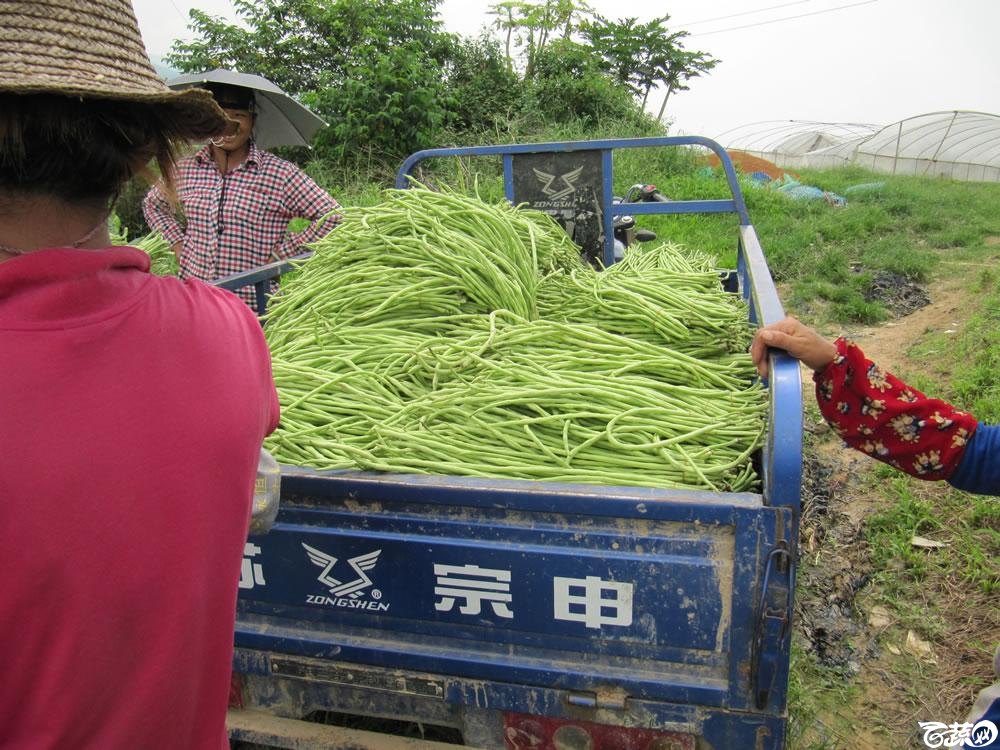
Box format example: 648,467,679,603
237,469,795,713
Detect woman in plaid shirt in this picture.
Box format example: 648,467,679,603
143,83,340,306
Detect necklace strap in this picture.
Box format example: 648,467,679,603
0,212,110,257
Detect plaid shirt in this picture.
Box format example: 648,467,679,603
143,142,339,304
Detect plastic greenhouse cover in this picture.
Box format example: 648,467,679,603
718,111,1000,182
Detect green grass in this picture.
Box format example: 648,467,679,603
749,172,1000,324
856,478,998,750
787,641,864,750
899,270,1000,423
649,164,1000,325
950,274,1000,422
864,478,945,591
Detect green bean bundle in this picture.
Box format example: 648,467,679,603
267,357,402,468
538,244,752,354
365,382,763,491
262,186,767,492
403,311,754,392
360,319,764,492
264,311,766,491
265,186,584,349
611,240,717,275
110,215,178,276
131,231,178,276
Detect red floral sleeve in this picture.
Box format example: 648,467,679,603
814,337,978,480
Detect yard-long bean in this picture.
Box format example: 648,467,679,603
261,187,767,492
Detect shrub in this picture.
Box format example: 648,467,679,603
523,39,638,126
444,34,522,133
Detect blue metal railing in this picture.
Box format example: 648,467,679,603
396,135,751,268
212,252,311,317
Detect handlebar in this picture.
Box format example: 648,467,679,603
625,183,670,203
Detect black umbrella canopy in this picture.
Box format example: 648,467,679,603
167,69,327,149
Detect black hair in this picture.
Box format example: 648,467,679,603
0,93,194,206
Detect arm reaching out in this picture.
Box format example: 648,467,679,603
754,317,987,488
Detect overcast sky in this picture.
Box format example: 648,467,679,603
132,0,1000,141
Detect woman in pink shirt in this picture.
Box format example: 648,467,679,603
0,2,279,748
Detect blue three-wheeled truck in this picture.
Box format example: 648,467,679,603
217,137,803,750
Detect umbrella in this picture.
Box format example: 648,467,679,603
167,69,327,149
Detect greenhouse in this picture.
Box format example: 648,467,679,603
716,111,1000,182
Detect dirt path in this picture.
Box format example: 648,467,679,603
837,277,971,375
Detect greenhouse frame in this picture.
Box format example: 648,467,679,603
716,111,1000,182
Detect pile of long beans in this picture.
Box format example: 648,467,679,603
262,188,767,492
368,370,763,490
264,185,581,353
370,312,764,491
110,217,178,276
538,244,752,355
132,232,178,276
610,240,716,275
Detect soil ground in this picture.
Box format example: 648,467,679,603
706,150,793,180
791,274,999,749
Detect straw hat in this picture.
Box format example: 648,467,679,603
0,0,227,139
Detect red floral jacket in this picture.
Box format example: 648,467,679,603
814,338,978,480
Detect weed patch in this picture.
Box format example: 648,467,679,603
950,277,1000,422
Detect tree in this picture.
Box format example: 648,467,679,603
525,38,635,125
168,0,451,94
581,14,719,119
488,0,592,77
654,48,719,121
303,44,451,163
